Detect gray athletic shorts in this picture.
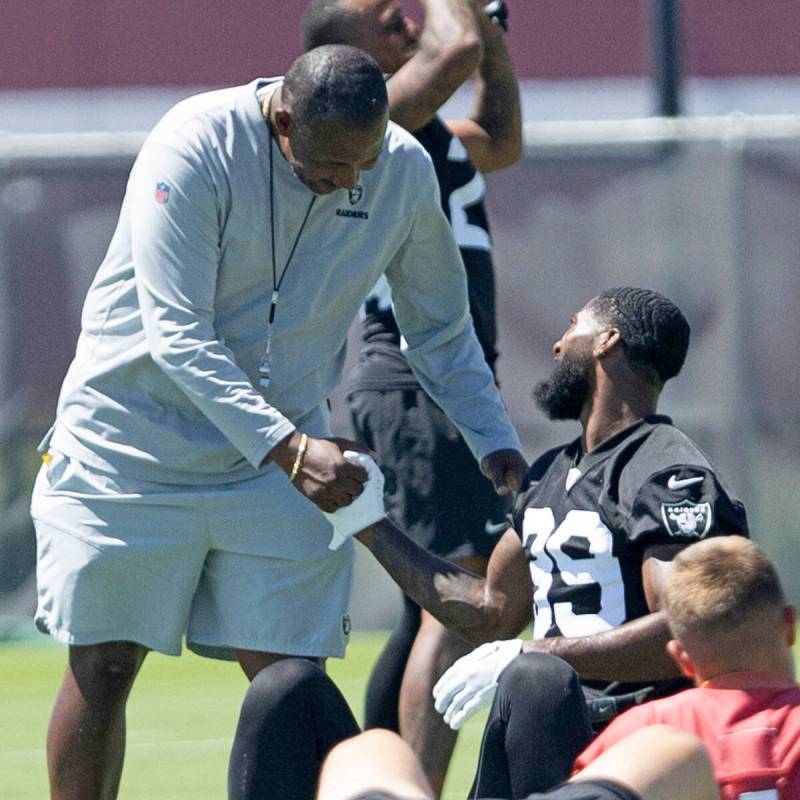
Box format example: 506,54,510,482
30,451,353,660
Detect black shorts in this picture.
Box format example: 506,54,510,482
523,780,643,800
347,780,641,800
347,388,510,560
347,793,425,800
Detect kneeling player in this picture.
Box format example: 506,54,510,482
229,287,749,799
356,287,749,796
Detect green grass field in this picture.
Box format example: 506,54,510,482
1,632,487,800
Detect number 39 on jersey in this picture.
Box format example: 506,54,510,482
522,508,625,639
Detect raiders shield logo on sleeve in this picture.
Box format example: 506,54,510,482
661,501,713,537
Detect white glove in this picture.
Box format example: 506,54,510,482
432,639,523,730
322,451,386,550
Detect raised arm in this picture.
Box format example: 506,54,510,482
356,520,533,644
446,0,522,172
388,0,482,133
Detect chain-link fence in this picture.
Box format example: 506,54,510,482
1,116,798,630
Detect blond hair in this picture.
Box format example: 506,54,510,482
664,537,785,646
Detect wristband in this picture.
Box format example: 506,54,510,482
289,433,308,482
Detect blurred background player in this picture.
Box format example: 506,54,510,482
355,287,749,796
300,1,521,792
575,536,800,798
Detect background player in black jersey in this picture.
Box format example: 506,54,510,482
355,287,749,796
301,0,522,793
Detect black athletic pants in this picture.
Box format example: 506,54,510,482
226,655,642,800
228,659,360,800
470,652,594,799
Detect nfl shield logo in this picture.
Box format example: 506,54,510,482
661,501,713,538
154,182,171,204
348,184,363,205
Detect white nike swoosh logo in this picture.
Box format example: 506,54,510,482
667,475,704,490
484,520,508,536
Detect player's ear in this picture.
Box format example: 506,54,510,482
274,108,293,137
666,638,696,680
593,327,622,359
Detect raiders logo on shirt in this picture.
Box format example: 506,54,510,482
661,501,712,537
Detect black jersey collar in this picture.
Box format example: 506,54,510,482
571,414,673,470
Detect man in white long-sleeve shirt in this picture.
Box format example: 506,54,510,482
30,45,526,800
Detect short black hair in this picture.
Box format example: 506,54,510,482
589,287,690,384
301,0,356,51
283,44,388,132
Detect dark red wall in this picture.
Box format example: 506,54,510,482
3,1,798,90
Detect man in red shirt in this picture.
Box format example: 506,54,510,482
575,536,800,799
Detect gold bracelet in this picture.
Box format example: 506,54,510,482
289,433,308,483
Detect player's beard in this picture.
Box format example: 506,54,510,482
533,352,592,420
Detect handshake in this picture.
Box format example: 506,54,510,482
322,451,387,550
323,452,524,731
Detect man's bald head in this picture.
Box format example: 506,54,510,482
283,44,388,135
272,45,388,195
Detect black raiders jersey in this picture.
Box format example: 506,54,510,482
347,116,498,392
512,416,749,641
